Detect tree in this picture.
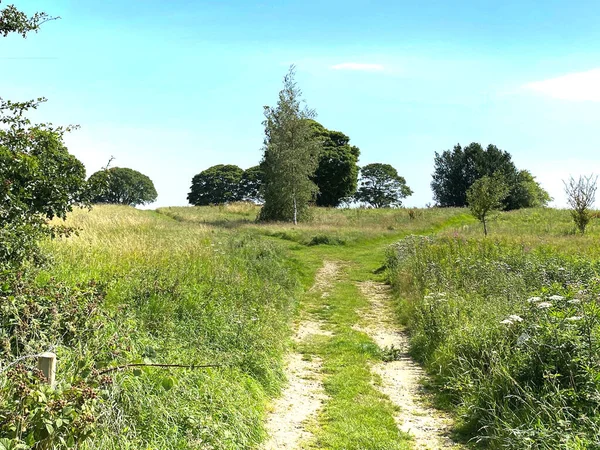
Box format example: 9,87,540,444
309,120,360,207
355,163,413,208
238,165,264,203
0,4,86,269
508,170,552,209
467,174,509,236
187,164,243,206
88,167,157,206
0,2,57,37
431,143,549,210
259,66,320,224
564,174,598,234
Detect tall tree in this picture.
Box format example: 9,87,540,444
88,167,157,206
309,120,360,207
187,164,243,205
259,66,320,224
355,163,413,208
431,142,549,210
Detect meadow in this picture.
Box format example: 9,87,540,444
4,203,600,449
387,208,600,449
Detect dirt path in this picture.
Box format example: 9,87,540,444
262,262,339,450
357,281,463,450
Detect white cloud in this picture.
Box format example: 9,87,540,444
330,62,385,72
525,68,600,101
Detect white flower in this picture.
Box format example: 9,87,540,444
566,316,583,321
548,295,564,301
500,319,513,325
537,302,553,309
527,296,542,303
508,315,523,322
568,299,581,305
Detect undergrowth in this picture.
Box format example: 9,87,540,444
387,228,600,449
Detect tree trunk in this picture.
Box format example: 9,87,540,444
293,189,297,225
483,216,488,236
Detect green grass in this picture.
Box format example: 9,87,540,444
387,208,600,449
11,202,593,449
300,269,410,450
36,205,301,449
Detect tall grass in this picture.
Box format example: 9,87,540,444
159,203,470,246
36,205,300,449
387,211,600,448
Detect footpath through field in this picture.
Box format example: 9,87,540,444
263,232,466,450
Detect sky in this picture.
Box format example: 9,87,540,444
2,0,600,208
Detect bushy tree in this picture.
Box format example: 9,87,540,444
187,164,243,205
432,143,549,210
508,170,552,209
0,99,87,269
355,163,412,208
88,167,157,206
309,121,360,207
564,174,597,234
467,174,509,236
259,66,320,224
238,165,264,203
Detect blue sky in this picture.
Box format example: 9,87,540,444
3,0,600,208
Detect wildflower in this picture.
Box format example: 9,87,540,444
500,319,513,325
537,302,552,309
508,315,523,322
568,299,581,305
548,295,564,301
527,296,542,303
566,316,582,321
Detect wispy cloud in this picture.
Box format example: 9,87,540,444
330,62,385,72
525,68,600,101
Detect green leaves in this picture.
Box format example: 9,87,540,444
355,163,413,208
187,165,244,206
88,167,158,207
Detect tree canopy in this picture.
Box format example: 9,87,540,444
259,66,320,223
355,163,413,208
238,165,264,203
309,120,360,207
88,167,157,206
431,142,550,210
188,164,244,206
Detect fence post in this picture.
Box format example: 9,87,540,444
38,352,57,387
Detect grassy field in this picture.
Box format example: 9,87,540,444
39,205,301,449
5,203,600,449
387,208,600,449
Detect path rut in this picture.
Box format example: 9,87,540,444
263,261,340,450
357,281,463,450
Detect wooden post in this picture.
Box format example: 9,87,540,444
38,352,56,387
